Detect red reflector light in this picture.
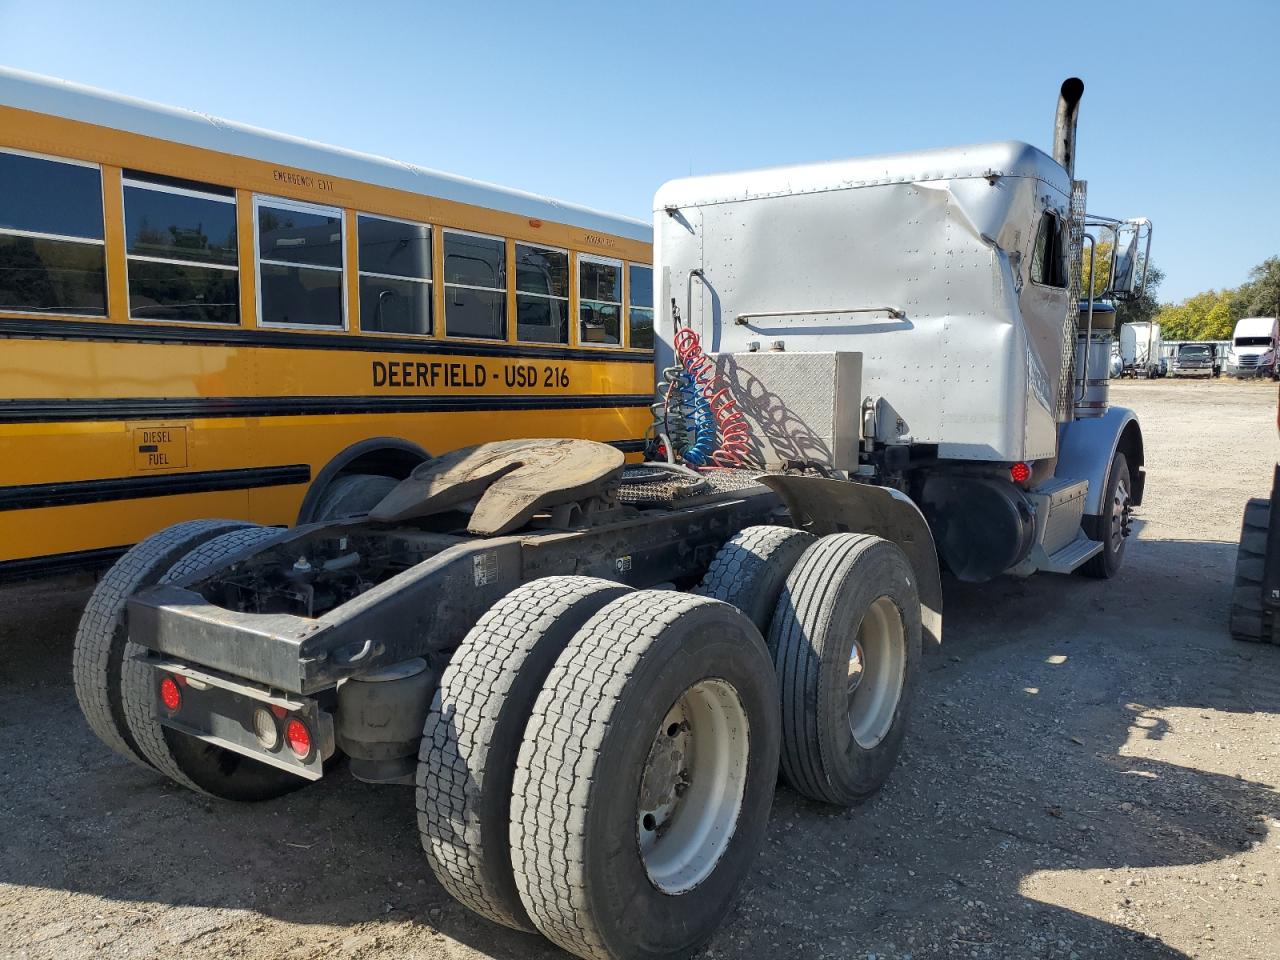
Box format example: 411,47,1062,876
1010,462,1031,483
159,676,182,712
285,718,312,758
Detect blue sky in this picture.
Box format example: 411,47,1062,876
2,0,1275,303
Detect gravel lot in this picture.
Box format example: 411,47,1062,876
2,379,1278,960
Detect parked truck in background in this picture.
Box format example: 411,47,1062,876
1171,341,1221,378
1120,320,1164,378
1225,316,1280,379
72,78,1152,960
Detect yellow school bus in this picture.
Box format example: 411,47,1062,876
0,68,655,581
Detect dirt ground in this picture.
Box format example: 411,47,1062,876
2,379,1278,960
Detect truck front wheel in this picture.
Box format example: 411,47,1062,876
1080,452,1132,579
510,592,780,960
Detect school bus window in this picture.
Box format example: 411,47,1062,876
515,243,569,344
257,198,344,328
628,264,654,350
0,149,106,316
358,215,433,336
123,174,239,324
579,255,622,346
444,230,506,339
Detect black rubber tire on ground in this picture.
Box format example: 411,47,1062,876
417,576,632,932
119,524,309,801
73,519,255,768
511,592,780,960
694,525,815,638
1230,498,1270,643
311,473,399,521
769,533,922,806
1080,452,1132,579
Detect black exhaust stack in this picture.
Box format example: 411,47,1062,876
1053,78,1084,179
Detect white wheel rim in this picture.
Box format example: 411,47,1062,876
1110,475,1132,552
637,678,749,894
847,597,906,750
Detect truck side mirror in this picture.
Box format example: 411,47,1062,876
1106,219,1152,302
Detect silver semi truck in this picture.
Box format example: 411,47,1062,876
73,79,1150,960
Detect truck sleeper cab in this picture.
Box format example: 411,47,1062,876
654,129,1148,583
1226,316,1280,379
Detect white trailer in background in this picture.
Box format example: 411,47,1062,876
1119,321,1163,378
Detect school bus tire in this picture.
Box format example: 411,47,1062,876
510,592,780,960
72,519,256,769
121,524,309,801
311,473,400,522
418,576,632,932
295,437,428,524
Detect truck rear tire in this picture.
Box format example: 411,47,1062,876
120,524,308,801
511,592,780,960
695,525,815,636
73,519,255,768
769,534,921,805
418,576,631,932
1230,498,1271,643
1080,452,1132,579
311,473,399,521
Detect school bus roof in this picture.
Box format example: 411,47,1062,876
0,66,651,244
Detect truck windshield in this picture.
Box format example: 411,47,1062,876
1236,336,1273,347
1179,345,1210,357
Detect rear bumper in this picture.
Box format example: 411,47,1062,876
149,658,334,779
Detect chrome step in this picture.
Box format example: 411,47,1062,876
1042,531,1103,574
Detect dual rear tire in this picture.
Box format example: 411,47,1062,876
73,520,306,801
699,526,922,805
420,527,922,960
420,582,781,960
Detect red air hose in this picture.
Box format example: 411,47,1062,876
672,327,750,467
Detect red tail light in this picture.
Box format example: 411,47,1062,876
285,718,312,758
1010,462,1031,484
159,676,182,712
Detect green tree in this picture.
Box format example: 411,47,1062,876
1079,241,1163,327
1116,263,1164,327
1234,256,1280,319
1155,288,1235,341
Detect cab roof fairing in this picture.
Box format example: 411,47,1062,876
0,66,651,244
653,140,1072,212
653,153,1064,462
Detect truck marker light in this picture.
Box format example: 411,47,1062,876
159,676,182,712
253,708,280,750
1010,462,1031,484
285,719,312,758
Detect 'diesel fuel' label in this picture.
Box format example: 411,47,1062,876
133,426,189,471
